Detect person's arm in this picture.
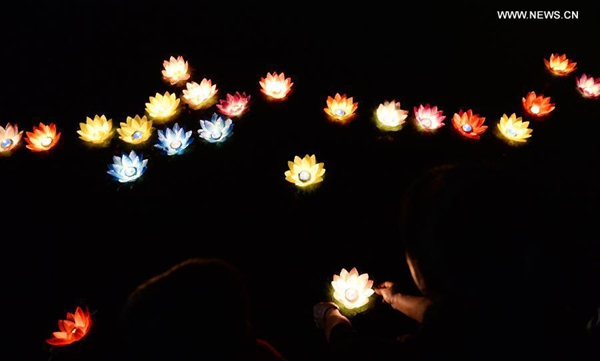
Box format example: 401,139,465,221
375,281,431,323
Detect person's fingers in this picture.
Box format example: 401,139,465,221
376,281,393,289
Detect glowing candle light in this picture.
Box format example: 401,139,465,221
544,54,577,76
117,115,153,145
522,91,555,118
496,113,532,144
216,92,251,117
324,93,358,124
331,267,374,310
375,100,408,130
576,74,600,99
25,123,61,152
46,306,92,347
107,150,148,183
77,115,114,145
259,72,293,99
182,79,218,110
198,113,233,143
145,92,180,123
162,55,190,86
0,123,23,154
414,104,445,130
284,154,325,187
155,123,193,155
452,109,488,140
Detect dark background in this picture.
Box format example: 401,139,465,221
3,3,600,360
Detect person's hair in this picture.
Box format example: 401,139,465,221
398,162,531,302
120,257,254,360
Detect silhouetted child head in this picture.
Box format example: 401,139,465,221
121,258,253,360
398,162,531,303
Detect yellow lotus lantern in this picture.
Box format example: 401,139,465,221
496,113,532,144
331,267,374,310
324,93,358,124
117,115,153,145
182,79,218,109
376,100,408,130
145,92,180,123
77,115,114,145
259,72,293,100
284,154,325,187
162,55,190,85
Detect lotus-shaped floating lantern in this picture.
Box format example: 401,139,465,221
46,306,92,347
544,54,576,76
0,123,23,154
107,150,148,183
284,154,325,188
331,267,374,310
117,115,153,145
198,113,233,143
182,79,218,109
414,104,445,130
522,91,555,118
145,92,180,122
324,93,358,123
25,123,61,152
155,123,193,155
259,72,293,99
576,74,600,99
216,92,251,117
496,113,532,144
376,100,408,130
77,115,114,145
162,55,190,85
452,109,487,140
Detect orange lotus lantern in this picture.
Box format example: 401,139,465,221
259,72,293,100
46,306,92,347
0,123,23,154
324,93,358,124
522,91,555,118
576,74,600,99
544,54,576,76
452,110,487,140
182,79,218,109
25,122,61,152
162,55,190,86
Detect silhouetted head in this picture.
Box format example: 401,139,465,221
399,162,532,303
121,258,253,360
